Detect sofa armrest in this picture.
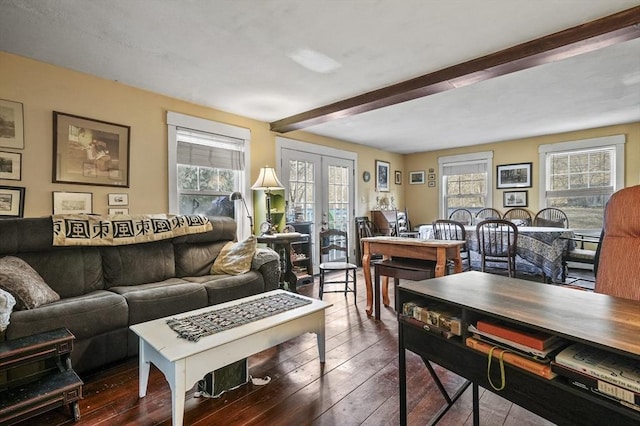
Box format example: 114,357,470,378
252,248,280,292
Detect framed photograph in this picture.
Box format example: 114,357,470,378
428,173,436,181
503,190,528,207
375,160,390,192
0,185,25,218
428,181,436,188
109,208,129,215
497,162,532,189
52,191,93,215
394,170,402,185
0,99,25,149
53,112,130,187
409,171,425,185
0,151,21,180
108,193,129,206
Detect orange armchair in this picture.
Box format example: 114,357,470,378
595,185,640,301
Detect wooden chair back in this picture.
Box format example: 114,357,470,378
476,219,518,277
534,208,569,228
448,208,473,225
503,208,533,226
475,208,502,224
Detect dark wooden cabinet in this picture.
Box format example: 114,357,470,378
287,221,314,285
0,328,83,425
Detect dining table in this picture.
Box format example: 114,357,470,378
419,224,575,282
360,236,465,317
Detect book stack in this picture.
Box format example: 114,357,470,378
552,343,640,412
466,319,568,379
401,301,462,339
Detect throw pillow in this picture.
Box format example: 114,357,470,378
0,256,60,310
0,289,16,331
211,235,257,275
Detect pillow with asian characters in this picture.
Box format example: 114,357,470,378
211,235,257,275
0,256,60,310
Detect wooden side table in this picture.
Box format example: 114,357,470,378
257,233,310,292
0,328,83,424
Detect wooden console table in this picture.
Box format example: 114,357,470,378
396,271,640,425
0,328,83,424
258,233,310,292
361,236,464,318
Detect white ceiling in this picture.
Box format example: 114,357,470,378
1,0,639,154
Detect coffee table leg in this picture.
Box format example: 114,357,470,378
316,319,326,363
170,360,187,426
138,340,150,397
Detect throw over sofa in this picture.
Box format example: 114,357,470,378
0,215,279,374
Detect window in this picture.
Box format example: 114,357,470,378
167,112,250,235
439,152,493,218
539,135,625,230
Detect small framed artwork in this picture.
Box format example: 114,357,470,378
497,162,532,189
428,173,436,181
503,190,528,207
109,208,129,215
0,99,25,149
409,171,425,184
108,193,129,206
0,185,25,218
52,191,93,215
375,160,390,192
428,168,435,173
428,181,436,188
394,170,402,185
0,151,21,180
53,111,130,187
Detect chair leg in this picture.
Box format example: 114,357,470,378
319,271,324,300
344,270,349,296
353,271,357,297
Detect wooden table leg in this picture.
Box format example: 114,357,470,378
435,247,447,277
363,243,373,317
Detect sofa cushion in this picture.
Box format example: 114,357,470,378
212,235,257,275
174,240,229,277
5,290,128,341
101,241,175,287
109,278,208,325
0,256,60,310
185,271,264,305
18,247,104,298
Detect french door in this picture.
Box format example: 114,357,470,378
279,142,355,274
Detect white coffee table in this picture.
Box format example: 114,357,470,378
130,290,331,426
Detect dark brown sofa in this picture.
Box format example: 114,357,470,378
0,216,279,374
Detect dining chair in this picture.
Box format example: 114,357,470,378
395,209,419,238
475,208,502,224
448,208,473,225
534,208,569,228
476,219,518,277
432,219,470,271
318,228,358,300
594,185,640,301
502,208,533,226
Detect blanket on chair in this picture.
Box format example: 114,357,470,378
52,214,212,246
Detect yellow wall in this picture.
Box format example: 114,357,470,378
2,52,637,224
0,52,403,218
405,122,640,226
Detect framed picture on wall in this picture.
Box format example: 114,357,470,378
394,170,402,185
108,193,129,206
53,112,130,187
409,171,425,184
52,191,93,215
109,208,129,215
0,99,25,149
503,190,528,207
0,151,21,180
497,162,532,189
376,160,390,192
0,185,25,218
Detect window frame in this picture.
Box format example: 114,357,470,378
438,151,493,218
538,135,625,224
167,111,251,237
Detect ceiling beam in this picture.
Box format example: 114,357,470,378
270,6,640,134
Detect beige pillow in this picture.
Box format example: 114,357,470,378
0,256,60,310
211,235,257,275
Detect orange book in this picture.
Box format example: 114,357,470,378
466,337,557,379
476,319,557,351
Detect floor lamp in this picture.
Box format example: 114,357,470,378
251,166,284,234
229,191,253,235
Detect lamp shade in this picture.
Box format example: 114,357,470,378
251,166,284,191
229,191,243,201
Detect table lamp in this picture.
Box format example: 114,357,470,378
251,166,284,234
229,191,253,234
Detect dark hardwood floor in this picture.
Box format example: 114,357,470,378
17,268,587,426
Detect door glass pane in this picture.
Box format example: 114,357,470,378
288,159,315,222
327,164,350,233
